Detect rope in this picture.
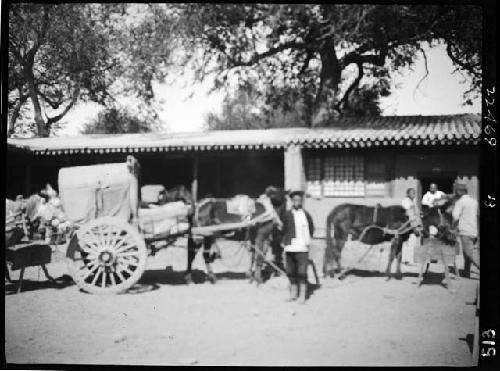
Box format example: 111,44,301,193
357,219,414,244
251,243,287,276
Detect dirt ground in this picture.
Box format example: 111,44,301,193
5,239,478,366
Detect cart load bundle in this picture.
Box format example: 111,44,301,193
226,195,256,218
58,162,137,225
139,201,191,237
141,184,166,205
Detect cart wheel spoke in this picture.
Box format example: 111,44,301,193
67,216,147,294
91,267,102,286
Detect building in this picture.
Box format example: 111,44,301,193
6,114,480,237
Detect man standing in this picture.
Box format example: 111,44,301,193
401,188,423,233
422,183,446,208
452,183,479,278
281,191,314,304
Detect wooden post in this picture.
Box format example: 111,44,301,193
284,144,306,192
191,155,199,208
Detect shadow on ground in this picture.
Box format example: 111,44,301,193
459,334,475,355
4,275,74,295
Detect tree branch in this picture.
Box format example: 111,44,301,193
228,40,306,67
413,46,429,99
335,61,364,113
445,43,481,78
46,87,79,125
36,87,63,109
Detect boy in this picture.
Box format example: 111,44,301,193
281,190,314,304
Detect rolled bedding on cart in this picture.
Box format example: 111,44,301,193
138,201,191,237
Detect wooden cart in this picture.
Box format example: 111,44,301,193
60,156,268,295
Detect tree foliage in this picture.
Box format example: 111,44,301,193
173,4,482,126
8,4,482,136
8,3,177,137
80,107,156,134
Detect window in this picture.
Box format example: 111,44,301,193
306,155,365,197
306,157,322,197
365,160,388,197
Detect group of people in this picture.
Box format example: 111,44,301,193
273,182,479,305
401,182,479,278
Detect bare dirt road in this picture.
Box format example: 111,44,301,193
5,240,478,366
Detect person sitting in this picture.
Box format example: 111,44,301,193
422,183,446,209
401,188,423,235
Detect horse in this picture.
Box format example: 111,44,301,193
185,187,288,285
323,197,457,280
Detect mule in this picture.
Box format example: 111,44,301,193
323,198,457,280
185,187,287,285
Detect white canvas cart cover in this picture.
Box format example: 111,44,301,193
58,163,136,225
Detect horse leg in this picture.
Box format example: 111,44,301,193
253,226,271,286
246,246,255,282
323,238,345,279
334,239,348,280
385,237,399,281
202,237,217,284
395,237,404,280
185,236,200,284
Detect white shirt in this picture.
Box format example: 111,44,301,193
452,195,478,237
422,190,446,207
401,197,421,224
284,208,311,253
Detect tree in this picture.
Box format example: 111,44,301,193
8,3,177,137
81,107,156,134
173,4,482,126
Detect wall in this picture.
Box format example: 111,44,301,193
302,146,479,238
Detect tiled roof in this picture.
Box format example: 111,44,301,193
7,114,480,155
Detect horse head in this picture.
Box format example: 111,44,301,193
421,195,457,245
265,186,288,211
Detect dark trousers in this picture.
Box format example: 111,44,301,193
285,251,308,284
460,235,479,277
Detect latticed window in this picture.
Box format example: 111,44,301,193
306,155,365,197
323,156,364,196
306,157,322,197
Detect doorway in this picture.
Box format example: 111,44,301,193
416,171,457,206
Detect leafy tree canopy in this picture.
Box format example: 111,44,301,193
8,3,177,137
174,4,481,126
80,107,156,134
8,4,481,136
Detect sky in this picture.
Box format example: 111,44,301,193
58,43,480,136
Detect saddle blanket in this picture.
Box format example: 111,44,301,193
226,195,256,218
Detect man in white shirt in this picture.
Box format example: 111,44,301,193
452,183,479,278
281,191,314,304
422,183,446,208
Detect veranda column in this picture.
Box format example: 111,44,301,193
284,144,306,192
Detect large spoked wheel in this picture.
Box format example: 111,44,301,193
66,217,147,295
